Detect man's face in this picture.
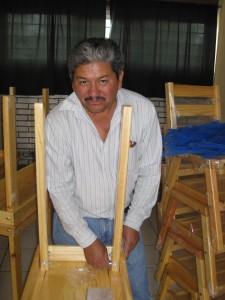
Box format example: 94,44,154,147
72,62,123,115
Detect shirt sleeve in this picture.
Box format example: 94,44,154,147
124,108,162,231
45,113,97,248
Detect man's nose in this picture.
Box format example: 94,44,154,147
88,83,100,96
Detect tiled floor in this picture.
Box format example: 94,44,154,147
142,206,160,299
0,206,160,300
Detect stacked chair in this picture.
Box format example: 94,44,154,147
155,82,225,299
159,82,221,223
0,88,49,300
21,103,133,299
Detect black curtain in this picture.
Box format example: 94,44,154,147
0,0,106,95
110,0,218,98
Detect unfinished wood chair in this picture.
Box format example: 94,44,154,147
159,82,222,223
165,82,221,130
156,232,209,300
157,245,225,300
21,103,133,300
156,207,212,300
0,95,37,300
156,215,225,299
156,154,225,298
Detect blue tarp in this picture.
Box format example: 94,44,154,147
163,121,225,158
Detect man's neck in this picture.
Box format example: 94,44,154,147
86,102,117,142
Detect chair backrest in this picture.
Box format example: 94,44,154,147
165,82,221,130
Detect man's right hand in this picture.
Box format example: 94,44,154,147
83,239,110,269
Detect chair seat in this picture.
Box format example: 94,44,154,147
22,247,129,300
170,195,225,247
177,172,225,202
0,163,37,229
157,235,225,299
17,163,37,205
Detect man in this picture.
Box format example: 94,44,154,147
46,37,162,299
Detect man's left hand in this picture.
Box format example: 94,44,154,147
122,225,140,259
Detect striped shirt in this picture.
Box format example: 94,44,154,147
46,88,162,248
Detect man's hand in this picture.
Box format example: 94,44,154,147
83,239,110,269
122,225,140,259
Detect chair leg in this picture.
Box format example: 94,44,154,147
157,270,173,300
156,197,178,250
201,215,218,297
160,156,181,215
155,236,174,281
9,235,22,300
196,257,210,300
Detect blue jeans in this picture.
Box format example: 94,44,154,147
53,212,151,300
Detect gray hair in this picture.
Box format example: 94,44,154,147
68,37,124,80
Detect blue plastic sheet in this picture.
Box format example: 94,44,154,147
163,121,225,158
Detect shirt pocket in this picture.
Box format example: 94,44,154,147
128,145,138,171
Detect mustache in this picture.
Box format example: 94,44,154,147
84,96,106,102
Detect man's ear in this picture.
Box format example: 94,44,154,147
118,71,124,89
71,80,75,91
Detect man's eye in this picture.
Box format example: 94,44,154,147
79,80,88,85
99,79,108,85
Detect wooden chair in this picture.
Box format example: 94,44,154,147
156,215,225,299
21,103,133,300
0,89,50,299
156,233,209,300
157,250,225,300
156,154,225,298
156,205,212,300
165,82,221,131
156,83,224,298
0,95,37,300
159,82,222,223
